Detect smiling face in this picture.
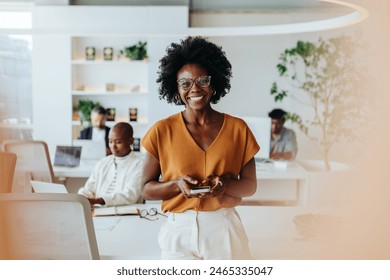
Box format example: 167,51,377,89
176,63,213,110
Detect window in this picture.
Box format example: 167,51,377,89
0,3,33,143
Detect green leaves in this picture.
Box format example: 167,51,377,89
270,82,287,102
77,100,100,124
285,112,308,135
269,35,371,166
123,41,148,60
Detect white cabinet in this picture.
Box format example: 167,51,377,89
71,36,149,139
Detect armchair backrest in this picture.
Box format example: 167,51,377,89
0,193,100,260
0,152,17,193
2,140,55,192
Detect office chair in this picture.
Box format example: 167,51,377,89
1,140,55,192
0,193,100,260
0,152,17,193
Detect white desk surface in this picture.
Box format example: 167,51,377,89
54,159,309,180
54,159,97,178
256,161,307,179
94,203,340,260
56,160,310,205
53,152,146,178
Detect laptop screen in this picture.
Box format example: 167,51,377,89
240,116,271,159
72,139,106,160
53,146,82,167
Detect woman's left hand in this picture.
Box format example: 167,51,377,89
197,175,225,198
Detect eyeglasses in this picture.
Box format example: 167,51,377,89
139,207,167,221
177,76,211,91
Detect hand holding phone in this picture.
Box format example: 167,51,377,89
189,186,211,194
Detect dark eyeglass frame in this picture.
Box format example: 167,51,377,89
177,76,211,90
139,207,167,221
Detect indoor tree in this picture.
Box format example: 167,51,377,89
270,35,371,171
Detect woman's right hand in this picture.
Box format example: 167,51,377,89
175,175,199,198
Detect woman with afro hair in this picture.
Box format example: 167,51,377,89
141,36,259,260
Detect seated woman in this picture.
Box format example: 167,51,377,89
78,122,143,206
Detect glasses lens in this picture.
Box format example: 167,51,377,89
178,79,192,90
149,208,157,216
196,76,211,87
140,209,148,218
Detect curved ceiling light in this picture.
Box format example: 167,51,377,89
184,0,369,36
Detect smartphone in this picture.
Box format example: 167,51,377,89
190,186,211,194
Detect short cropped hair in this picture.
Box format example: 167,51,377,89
111,122,134,140
268,108,287,120
156,36,232,105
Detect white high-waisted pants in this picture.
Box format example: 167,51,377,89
158,207,250,260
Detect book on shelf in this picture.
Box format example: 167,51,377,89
129,107,138,122
106,108,116,121
93,205,139,217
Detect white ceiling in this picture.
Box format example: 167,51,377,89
0,0,356,10
0,0,361,30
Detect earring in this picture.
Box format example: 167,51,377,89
212,90,217,96
175,94,183,104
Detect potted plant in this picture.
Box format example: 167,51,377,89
120,41,148,61
77,99,100,125
270,35,371,171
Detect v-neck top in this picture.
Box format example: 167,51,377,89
141,112,260,212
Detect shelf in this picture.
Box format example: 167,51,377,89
71,90,148,96
72,119,149,126
71,59,148,65
71,36,150,142
0,123,32,129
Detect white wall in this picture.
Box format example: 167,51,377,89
204,28,363,162
32,5,367,163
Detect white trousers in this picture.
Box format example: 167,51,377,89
158,208,251,260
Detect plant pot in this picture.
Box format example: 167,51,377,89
298,159,351,207
298,159,349,172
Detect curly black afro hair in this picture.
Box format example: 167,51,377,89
156,36,232,105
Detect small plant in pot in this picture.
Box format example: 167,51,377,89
120,41,148,61
77,99,100,125
270,35,372,171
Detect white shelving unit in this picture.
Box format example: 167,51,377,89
32,5,188,155
71,36,149,139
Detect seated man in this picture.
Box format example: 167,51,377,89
78,122,143,206
79,106,111,155
269,108,298,160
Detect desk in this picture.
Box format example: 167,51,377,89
94,204,341,260
254,161,308,205
54,160,96,178
54,160,309,205
94,204,164,260
53,151,145,178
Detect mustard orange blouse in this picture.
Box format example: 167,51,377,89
141,112,260,212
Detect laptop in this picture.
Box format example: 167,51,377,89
30,180,68,193
73,139,106,161
53,145,82,167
